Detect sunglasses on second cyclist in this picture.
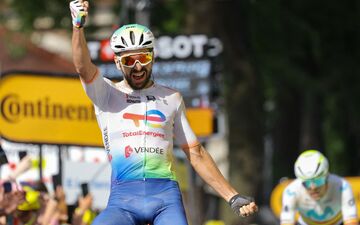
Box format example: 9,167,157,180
118,52,153,68
302,176,327,189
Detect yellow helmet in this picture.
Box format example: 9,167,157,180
17,186,41,211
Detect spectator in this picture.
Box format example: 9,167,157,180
72,193,96,225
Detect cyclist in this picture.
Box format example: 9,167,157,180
69,1,258,225
280,150,359,225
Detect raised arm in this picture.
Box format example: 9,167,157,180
70,0,98,82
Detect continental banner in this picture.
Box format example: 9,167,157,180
0,72,213,146
0,72,102,146
270,177,360,220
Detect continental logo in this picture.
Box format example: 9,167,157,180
0,94,96,123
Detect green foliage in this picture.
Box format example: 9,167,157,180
246,0,360,175
10,0,70,30
150,0,185,34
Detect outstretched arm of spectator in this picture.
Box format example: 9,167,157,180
39,198,58,225
0,185,25,216
55,185,68,222
71,194,93,225
7,155,32,181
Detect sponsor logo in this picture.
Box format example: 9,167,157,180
306,207,334,220
100,39,114,62
123,110,166,128
124,145,164,158
0,94,96,123
122,130,165,139
126,94,141,103
103,127,110,153
125,145,133,158
348,198,355,206
285,189,296,196
146,95,156,101
284,205,289,212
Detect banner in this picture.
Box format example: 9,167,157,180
0,72,213,146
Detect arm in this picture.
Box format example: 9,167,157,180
182,144,257,216
174,96,257,216
70,0,112,110
183,144,237,202
70,0,98,82
7,155,32,181
55,186,68,223
341,180,359,225
280,186,297,225
39,198,58,225
71,194,93,225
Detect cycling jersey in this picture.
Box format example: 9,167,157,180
81,72,199,181
280,174,358,225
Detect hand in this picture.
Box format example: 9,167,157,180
55,185,66,202
229,194,258,217
0,189,26,214
69,0,89,28
78,194,93,212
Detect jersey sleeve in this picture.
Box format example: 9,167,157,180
340,179,359,224
173,95,199,149
280,184,297,225
80,70,112,112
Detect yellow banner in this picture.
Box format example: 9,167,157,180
0,73,102,146
0,73,213,146
186,108,213,137
270,177,360,219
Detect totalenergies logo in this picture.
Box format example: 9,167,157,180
123,110,166,128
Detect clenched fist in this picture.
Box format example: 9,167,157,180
229,194,258,217
69,0,89,28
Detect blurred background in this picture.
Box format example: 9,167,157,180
0,0,360,225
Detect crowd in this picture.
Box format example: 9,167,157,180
0,180,96,225
0,152,97,225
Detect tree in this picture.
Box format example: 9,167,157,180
181,0,265,224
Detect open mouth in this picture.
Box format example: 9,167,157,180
132,72,146,83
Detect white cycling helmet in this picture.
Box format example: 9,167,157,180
294,150,329,180
110,24,155,54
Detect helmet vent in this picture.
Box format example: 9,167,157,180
130,31,135,45
297,166,305,177
121,37,128,47
314,163,320,175
115,45,125,49
142,41,152,46
139,33,144,45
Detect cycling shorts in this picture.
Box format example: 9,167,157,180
92,178,188,225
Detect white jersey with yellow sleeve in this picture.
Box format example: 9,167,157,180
81,72,199,181
280,174,358,225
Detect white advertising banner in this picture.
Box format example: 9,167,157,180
0,142,59,191
63,160,111,210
